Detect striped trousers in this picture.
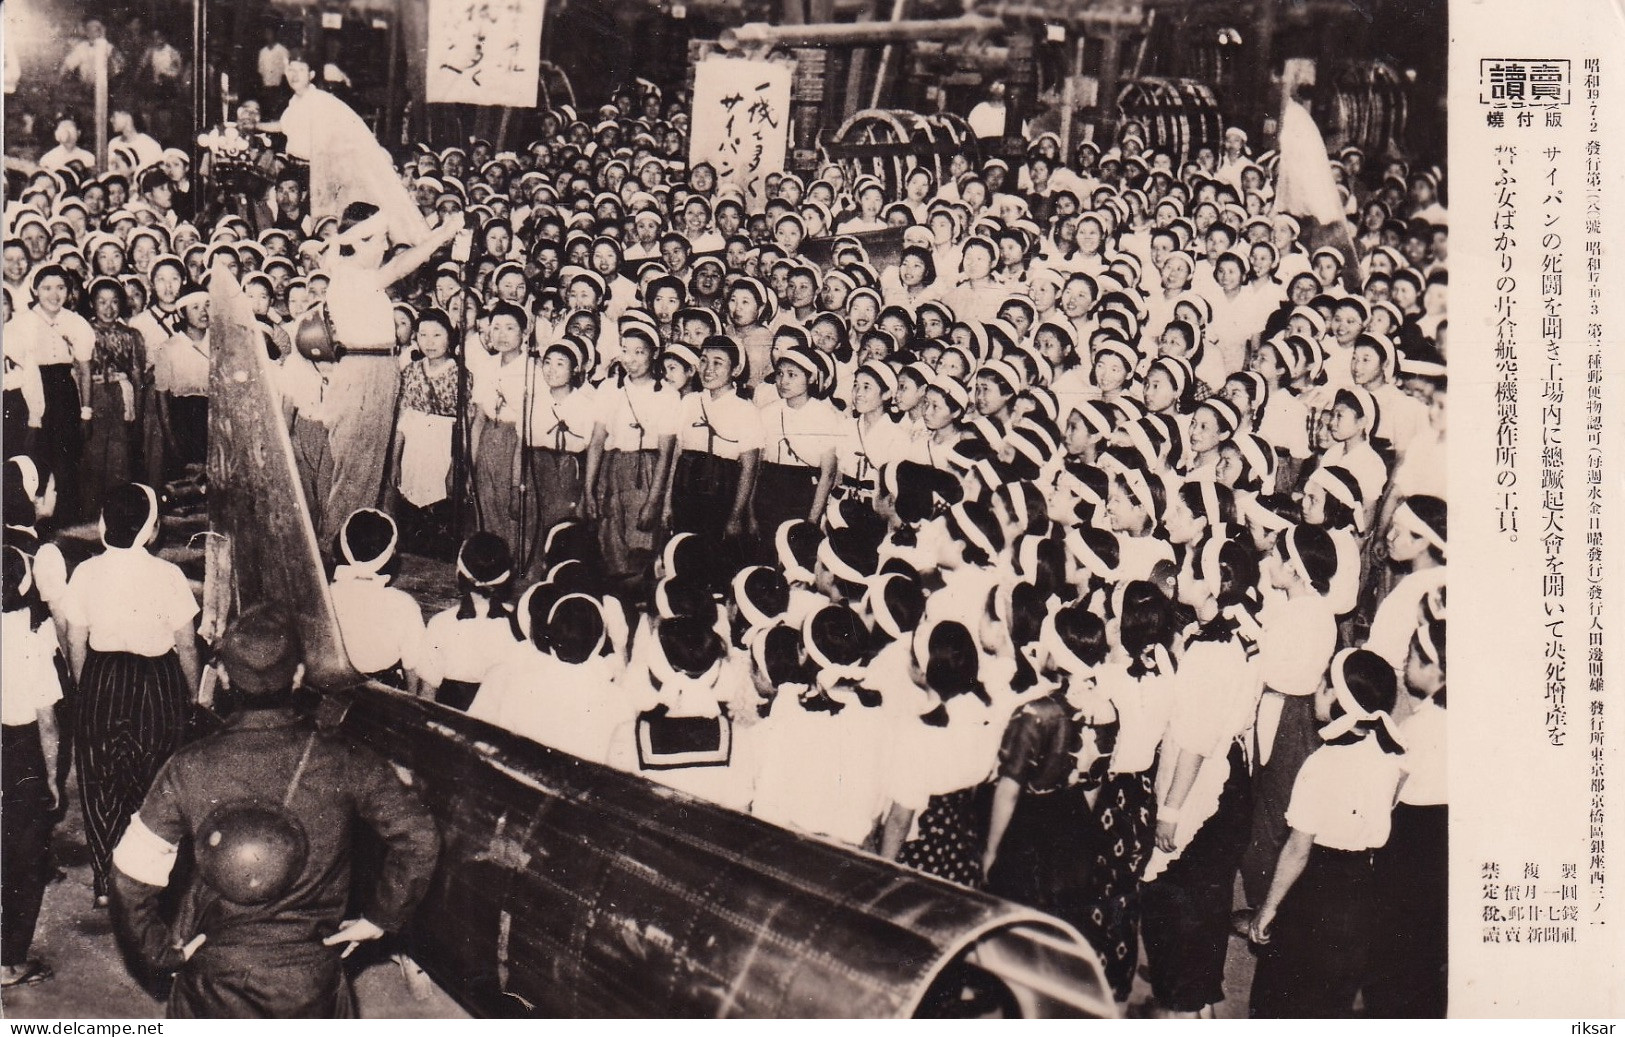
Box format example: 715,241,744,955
75,649,188,897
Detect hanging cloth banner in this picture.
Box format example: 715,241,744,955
689,56,793,211
426,0,547,108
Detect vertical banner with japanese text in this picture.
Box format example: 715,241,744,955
425,0,547,108
688,56,793,211
1452,0,1625,1015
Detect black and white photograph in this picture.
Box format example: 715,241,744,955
3,0,1602,1021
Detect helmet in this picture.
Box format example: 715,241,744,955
195,801,309,905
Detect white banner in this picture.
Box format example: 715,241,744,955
425,0,546,108
689,56,793,210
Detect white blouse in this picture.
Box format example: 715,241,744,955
1,610,63,725
675,389,765,460
757,396,842,468
415,608,519,689
60,547,199,657
594,379,680,453
1286,736,1405,850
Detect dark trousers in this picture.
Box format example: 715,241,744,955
75,649,189,898
37,364,82,522
1141,741,1253,1013
4,387,30,459
1365,803,1448,1017
170,940,357,1019
1240,693,1320,907
1249,846,1377,1018
2,723,54,965
670,451,745,573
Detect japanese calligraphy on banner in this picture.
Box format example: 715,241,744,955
425,0,546,108
689,57,792,210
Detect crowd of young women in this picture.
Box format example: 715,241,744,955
4,84,1450,1015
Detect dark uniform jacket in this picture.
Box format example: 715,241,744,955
111,706,439,1018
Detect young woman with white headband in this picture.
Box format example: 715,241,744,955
414,532,519,710
582,323,677,603
1367,615,1447,1018
1247,648,1407,1018
327,508,425,688
1364,494,1446,670
59,483,200,906
154,285,211,479
1182,396,1241,482
1319,385,1388,523
771,520,829,628
3,457,69,630
616,612,763,812
483,590,628,768
521,334,598,579
1077,580,1178,1004
663,335,762,569
1139,533,1264,1018
753,343,842,539
922,500,1007,628
1300,463,1366,617
983,602,1107,921
748,605,889,846
853,569,930,712
884,618,1010,888
834,360,909,505
2,546,65,986
1101,464,1177,583
1240,523,1341,915
908,375,972,472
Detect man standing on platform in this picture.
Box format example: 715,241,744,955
302,204,464,556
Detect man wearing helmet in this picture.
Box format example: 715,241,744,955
107,604,440,1018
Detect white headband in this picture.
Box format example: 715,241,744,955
457,554,511,588
1415,619,1442,665
514,583,542,641
949,503,998,562
1066,526,1122,582
647,629,724,716
1283,527,1316,589
661,531,694,577
776,521,815,585
1120,466,1158,520
14,549,33,597
1006,484,1030,532
1393,500,1446,557
863,573,907,640
1308,468,1367,532
338,508,398,576
731,566,779,629
1038,609,1093,677
100,483,160,551
802,609,868,689
1319,648,1406,748
548,592,607,659
10,456,41,500
816,538,867,586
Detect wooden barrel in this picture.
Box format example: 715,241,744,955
1325,61,1409,156
828,109,982,197
1116,77,1223,165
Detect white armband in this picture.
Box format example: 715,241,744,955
112,812,180,887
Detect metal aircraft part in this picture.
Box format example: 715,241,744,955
206,247,1114,1019
206,266,360,689
330,684,1117,1019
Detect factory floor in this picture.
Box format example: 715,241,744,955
3,777,1257,1020
14,526,1258,1019
0,779,470,1021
